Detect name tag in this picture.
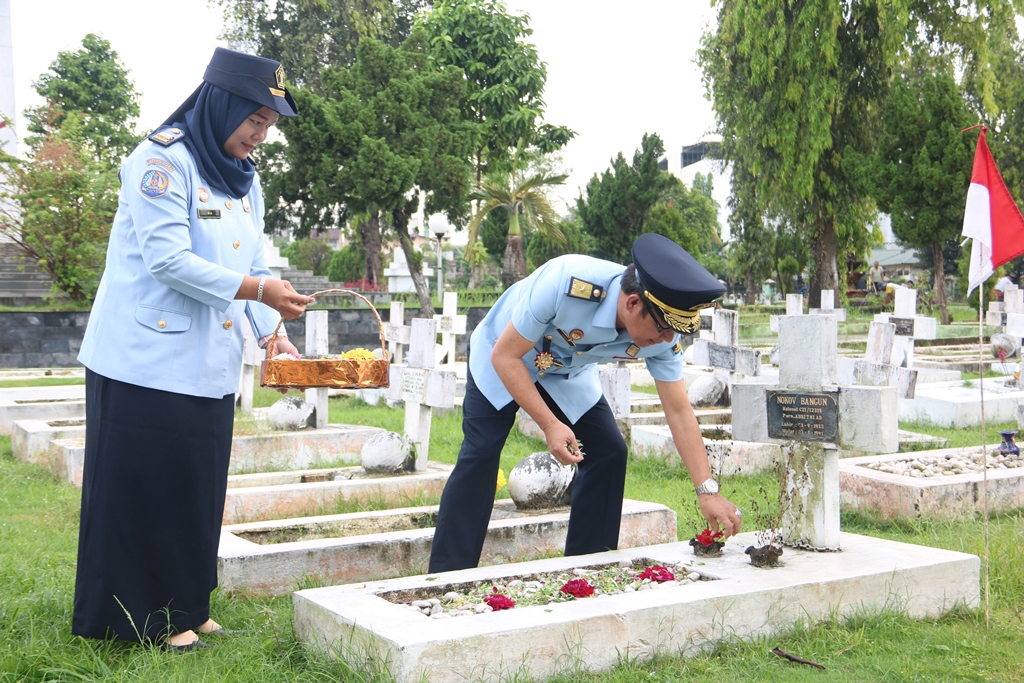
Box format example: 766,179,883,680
197,209,221,219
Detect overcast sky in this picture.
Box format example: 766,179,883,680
8,0,724,215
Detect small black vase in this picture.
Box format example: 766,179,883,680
997,430,1020,456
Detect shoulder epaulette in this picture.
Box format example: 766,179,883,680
567,277,607,303
148,127,185,147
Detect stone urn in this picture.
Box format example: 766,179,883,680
689,529,724,557
997,430,1020,456
507,452,575,509
745,544,783,568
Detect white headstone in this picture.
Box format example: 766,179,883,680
384,248,432,293
769,293,804,332
237,325,260,413
385,301,411,365
304,310,330,429
873,285,937,368
384,318,457,470
691,309,761,376
432,291,467,366
599,361,631,419
810,289,847,322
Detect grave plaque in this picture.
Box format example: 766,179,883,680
890,317,915,336
400,368,427,403
707,344,736,371
766,390,839,442
699,315,713,331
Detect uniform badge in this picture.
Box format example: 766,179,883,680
570,329,584,342
673,340,683,355
198,187,209,203
225,200,234,210
242,196,251,213
625,344,640,358
197,209,221,219
535,351,555,371
139,170,170,199
567,277,606,302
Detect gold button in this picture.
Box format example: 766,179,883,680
233,240,240,249
546,335,553,340
157,320,167,329
225,200,234,210
576,351,583,355
538,371,545,377
223,320,233,330
171,128,181,134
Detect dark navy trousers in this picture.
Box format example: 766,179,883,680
428,365,628,572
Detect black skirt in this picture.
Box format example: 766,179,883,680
72,369,234,642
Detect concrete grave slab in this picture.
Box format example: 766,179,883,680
11,417,86,465
898,380,1024,428
219,498,676,597
840,446,1024,517
294,534,978,683
0,396,83,435
223,461,453,524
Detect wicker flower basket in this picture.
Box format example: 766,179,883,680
259,289,390,390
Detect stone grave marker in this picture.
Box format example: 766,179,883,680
837,320,918,398
384,248,432,294
305,310,330,429
698,308,715,340
874,286,937,368
691,308,761,376
385,318,457,469
769,293,804,332
987,283,1022,328
809,289,847,322
599,361,632,419
432,291,467,366
237,325,260,413
732,314,897,550
384,301,411,365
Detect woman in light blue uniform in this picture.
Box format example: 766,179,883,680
73,48,313,651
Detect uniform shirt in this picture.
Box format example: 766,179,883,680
469,254,685,424
78,137,281,398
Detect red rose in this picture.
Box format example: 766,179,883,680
560,578,596,598
695,529,725,546
484,587,515,611
639,565,675,582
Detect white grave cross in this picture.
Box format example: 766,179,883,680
692,309,761,376
432,291,467,366
809,289,847,322
384,301,411,365
237,325,260,413
599,361,632,419
769,293,804,332
305,310,330,429
384,318,457,470
873,286,937,368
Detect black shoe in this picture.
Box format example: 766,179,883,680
162,638,212,652
204,628,247,636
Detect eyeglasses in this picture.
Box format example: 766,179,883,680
642,297,672,334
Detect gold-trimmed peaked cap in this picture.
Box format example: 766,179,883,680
162,48,298,126
632,233,725,334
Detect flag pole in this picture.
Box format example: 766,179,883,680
975,244,990,631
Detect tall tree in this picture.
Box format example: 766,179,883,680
871,58,973,324
25,34,140,163
698,0,1016,308
465,151,566,288
275,31,475,313
576,133,672,264
216,0,431,91
419,0,575,184
0,112,118,303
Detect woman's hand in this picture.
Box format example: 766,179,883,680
261,279,314,319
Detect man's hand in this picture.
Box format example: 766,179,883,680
697,493,743,538
543,421,584,466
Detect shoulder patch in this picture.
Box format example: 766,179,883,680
139,169,170,199
146,157,177,173
567,277,607,302
673,339,683,355
148,127,184,147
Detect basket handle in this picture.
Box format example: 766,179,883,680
266,289,387,361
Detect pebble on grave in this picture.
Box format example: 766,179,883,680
507,452,575,509
361,431,416,474
267,396,314,431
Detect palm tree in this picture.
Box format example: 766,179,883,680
466,156,568,289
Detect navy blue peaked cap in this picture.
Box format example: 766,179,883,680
162,48,298,126
632,233,725,333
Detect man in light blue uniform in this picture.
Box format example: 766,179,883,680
429,233,743,572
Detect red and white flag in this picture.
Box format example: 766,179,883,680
963,127,1024,295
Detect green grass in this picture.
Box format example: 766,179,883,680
3,391,1024,681
0,377,85,389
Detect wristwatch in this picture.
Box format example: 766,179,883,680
694,477,720,496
